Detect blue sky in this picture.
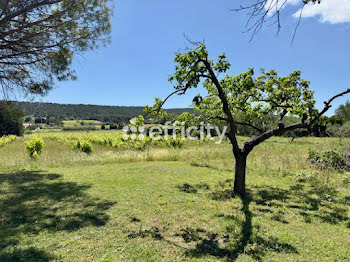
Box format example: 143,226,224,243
37,0,350,114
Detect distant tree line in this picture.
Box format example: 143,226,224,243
15,101,193,127
1,100,350,138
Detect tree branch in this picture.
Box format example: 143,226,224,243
244,88,350,153
202,59,241,153
211,116,263,133
233,0,316,41
317,88,350,120
236,121,264,133
0,0,63,25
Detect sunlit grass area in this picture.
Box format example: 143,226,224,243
0,132,349,261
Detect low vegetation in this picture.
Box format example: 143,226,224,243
73,140,94,155
308,149,350,171
0,131,349,261
25,137,44,158
34,131,200,153
0,135,17,148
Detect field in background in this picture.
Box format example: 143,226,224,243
0,131,349,261
62,120,103,128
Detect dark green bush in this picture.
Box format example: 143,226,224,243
0,101,24,136
80,141,94,154
308,149,349,171
73,140,94,154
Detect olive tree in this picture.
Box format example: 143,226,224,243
0,0,112,96
146,43,350,196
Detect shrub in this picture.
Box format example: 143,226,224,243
73,140,93,154
0,135,17,148
166,137,184,148
112,140,125,148
110,124,118,130
73,140,82,150
338,122,350,137
308,149,349,171
80,141,94,154
133,138,151,151
134,141,147,151
25,138,44,158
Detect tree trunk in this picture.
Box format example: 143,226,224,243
234,153,247,197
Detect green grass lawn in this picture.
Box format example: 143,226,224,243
0,135,349,261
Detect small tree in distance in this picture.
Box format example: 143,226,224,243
145,43,350,197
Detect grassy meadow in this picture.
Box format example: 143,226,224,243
0,132,349,261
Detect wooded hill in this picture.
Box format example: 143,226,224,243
15,101,193,124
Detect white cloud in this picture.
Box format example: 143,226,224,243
293,0,350,24
265,0,299,10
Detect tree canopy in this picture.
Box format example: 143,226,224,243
146,43,350,196
0,101,24,136
336,101,350,122
0,0,113,96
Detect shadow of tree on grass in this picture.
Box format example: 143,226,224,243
0,247,54,262
177,192,296,261
130,183,297,261
193,178,349,226
252,184,349,225
0,171,115,261
172,177,349,261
